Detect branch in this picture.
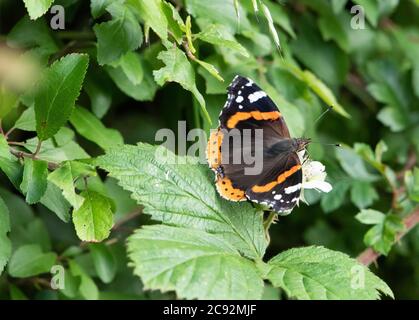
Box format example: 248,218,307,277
9,147,59,170
357,208,419,266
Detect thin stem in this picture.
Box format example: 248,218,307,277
10,147,59,170
33,140,42,158
112,209,142,230
357,208,419,266
0,119,4,135
263,211,277,243
55,30,95,40
4,126,15,139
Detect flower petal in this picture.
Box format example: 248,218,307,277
303,180,333,192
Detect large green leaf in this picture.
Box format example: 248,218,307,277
153,46,211,124
20,158,48,204
8,244,57,278
128,225,264,300
265,246,393,300
72,190,114,242
93,2,142,65
0,196,11,275
23,0,54,20
70,106,123,150
34,54,89,141
95,143,267,259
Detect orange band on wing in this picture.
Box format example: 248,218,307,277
207,129,224,169
216,177,246,201
227,111,281,129
251,164,301,193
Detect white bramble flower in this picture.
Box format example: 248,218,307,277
298,150,332,204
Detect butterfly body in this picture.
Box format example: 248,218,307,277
207,75,310,215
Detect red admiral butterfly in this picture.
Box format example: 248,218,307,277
207,75,310,215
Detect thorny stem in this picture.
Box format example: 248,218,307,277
357,208,419,266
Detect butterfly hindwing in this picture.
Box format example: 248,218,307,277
245,153,302,214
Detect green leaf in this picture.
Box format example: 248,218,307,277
40,182,71,223
68,260,99,300
7,16,58,59
350,181,379,209
355,209,385,225
161,1,184,44
48,161,95,210
357,212,405,255
105,59,157,101
20,158,48,204
0,196,12,275
127,0,168,43
0,85,19,118
93,3,143,65
34,53,89,141
353,0,379,26
185,16,196,54
72,190,114,242
89,243,117,283
261,3,281,50
9,284,28,300
196,24,249,57
128,225,264,299
24,128,90,163
265,246,393,300
84,74,112,118
90,0,114,18
23,0,54,20
95,143,267,259
281,63,349,118
114,51,144,85
153,46,211,124
0,138,22,189
376,106,408,132
14,107,36,131
70,106,123,150
195,59,224,82
320,180,350,213
336,147,379,182
185,0,250,34
263,1,296,38
8,244,57,278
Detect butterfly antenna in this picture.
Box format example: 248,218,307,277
310,141,341,147
314,105,333,124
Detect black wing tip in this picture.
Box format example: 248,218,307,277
228,75,254,92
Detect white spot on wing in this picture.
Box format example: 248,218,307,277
273,194,282,200
236,96,244,103
238,105,243,109
284,183,302,194
248,91,267,103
